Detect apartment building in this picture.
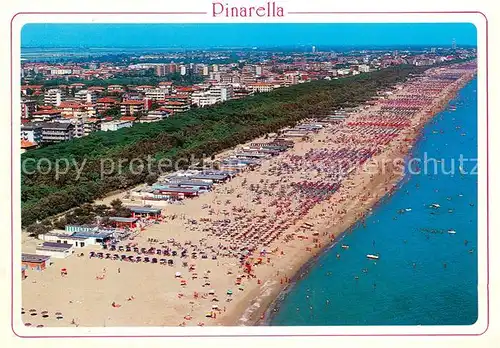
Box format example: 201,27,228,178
101,120,134,132
75,89,97,104
31,109,62,122
120,100,145,116
247,82,275,93
39,122,75,143
21,99,37,119
191,90,219,107
96,97,119,113
58,119,85,138
84,118,101,136
144,88,168,101
21,123,43,144
210,83,234,102
162,101,191,114
44,88,65,106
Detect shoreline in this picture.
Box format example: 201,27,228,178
226,71,476,327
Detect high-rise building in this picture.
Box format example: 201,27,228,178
75,90,97,104
452,38,457,50
44,88,64,106
312,46,316,53
155,65,167,77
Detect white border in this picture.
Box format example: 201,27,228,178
11,12,488,337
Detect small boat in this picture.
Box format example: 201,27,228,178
448,230,457,234
366,254,380,260
341,244,349,250
405,208,412,212
430,203,441,209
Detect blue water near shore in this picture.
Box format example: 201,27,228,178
270,78,478,326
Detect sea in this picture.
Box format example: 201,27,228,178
270,78,478,326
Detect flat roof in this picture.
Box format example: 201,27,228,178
154,186,200,193
72,231,114,239
44,233,87,240
109,217,139,223
127,206,162,213
163,180,213,187
189,174,228,180
22,253,50,263
40,242,73,249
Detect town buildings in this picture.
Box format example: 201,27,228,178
19,47,476,150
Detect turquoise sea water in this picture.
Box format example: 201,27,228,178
270,78,478,326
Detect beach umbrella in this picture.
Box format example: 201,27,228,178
226,290,233,295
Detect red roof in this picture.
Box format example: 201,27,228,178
21,140,38,149
59,102,85,109
165,101,187,106
176,87,194,92
121,100,144,106
33,109,61,115
97,97,118,104
120,116,137,122
21,85,43,90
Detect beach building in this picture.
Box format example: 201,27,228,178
161,180,214,191
108,217,139,229
151,187,200,200
36,242,74,259
127,206,162,219
22,253,51,271
63,225,116,244
187,173,230,184
234,152,269,159
40,232,89,248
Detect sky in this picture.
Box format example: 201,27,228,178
21,23,477,49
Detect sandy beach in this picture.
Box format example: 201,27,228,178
21,63,476,328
